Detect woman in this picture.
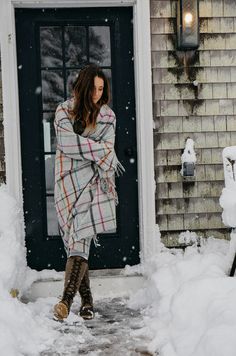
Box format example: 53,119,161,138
53,64,124,321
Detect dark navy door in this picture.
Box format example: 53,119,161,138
15,7,139,271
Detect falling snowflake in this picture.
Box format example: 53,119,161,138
35,86,42,95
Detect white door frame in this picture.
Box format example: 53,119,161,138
0,0,158,264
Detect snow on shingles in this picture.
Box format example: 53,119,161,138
220,146,236,228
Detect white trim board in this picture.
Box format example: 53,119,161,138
13,0,135,6
0,0,158,267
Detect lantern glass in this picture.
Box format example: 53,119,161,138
177,0,199,50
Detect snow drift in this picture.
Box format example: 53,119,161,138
127,234,236,356
0,184,27,293
0,184,57,355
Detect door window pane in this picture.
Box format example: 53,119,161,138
41,70,64,110
40,27,63,67
65,26,87,67
45,154,55,195
66,70,80,97
46,196,59,236
103,69,113,106
43,113,57,152
89,26,111,66
39,24,113,239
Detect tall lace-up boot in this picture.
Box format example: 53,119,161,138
79,266,94,320
53,256,87,321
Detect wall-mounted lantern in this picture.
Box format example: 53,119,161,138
182,161,195,177
177,0,199,50
181,138,196,178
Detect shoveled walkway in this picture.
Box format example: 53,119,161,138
39,297,155,356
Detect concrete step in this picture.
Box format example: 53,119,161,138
24,269,145,301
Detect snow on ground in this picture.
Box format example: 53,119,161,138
2,172,236,356
27,296,149,356
0,185,58,355
127,234,236,356
0,185,27,293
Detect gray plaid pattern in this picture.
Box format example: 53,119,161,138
68,237,93,260
54,99,125,252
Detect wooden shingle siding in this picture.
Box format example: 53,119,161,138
0,57,5,184
151,0,235,245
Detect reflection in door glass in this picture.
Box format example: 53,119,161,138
65,26,87,67
40,27,63,67
46,196,59,236
103,69,112,106
89,26,111,66
43,113,57,152
45,155,55,195
66,70,80,97
42,70,64,110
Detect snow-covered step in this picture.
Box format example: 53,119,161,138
24,271,145,301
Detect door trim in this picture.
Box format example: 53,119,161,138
0,0,158,263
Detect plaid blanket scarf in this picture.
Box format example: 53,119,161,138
54,98,125,253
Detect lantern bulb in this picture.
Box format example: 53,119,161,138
184,12,193,26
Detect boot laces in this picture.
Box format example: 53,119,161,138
79,278,93,306
63,258,85,306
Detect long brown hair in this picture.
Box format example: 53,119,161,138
70,64,110,134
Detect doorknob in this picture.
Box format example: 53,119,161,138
124,147,134,157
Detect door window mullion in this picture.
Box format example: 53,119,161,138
61,26,67,101
86,25,90,65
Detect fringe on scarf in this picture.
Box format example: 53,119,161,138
115,160,126,177
93,235,101,247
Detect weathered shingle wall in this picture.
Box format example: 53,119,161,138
0,56,5,184
151,0,236,245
